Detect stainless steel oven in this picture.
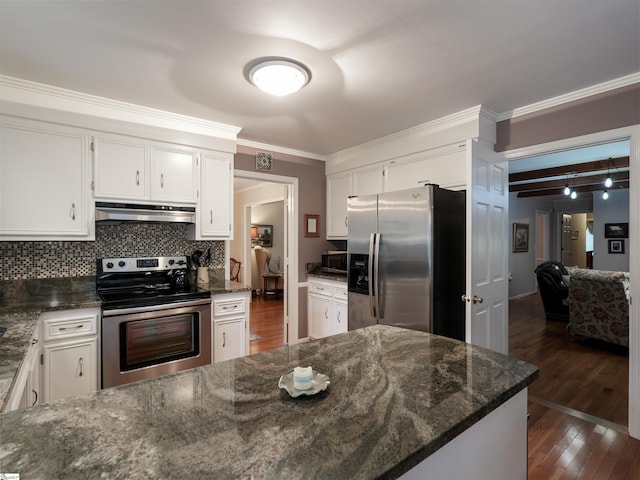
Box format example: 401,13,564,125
97,256,213,388
101,299,212,388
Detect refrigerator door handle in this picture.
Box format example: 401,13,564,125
372,232,381,321
368,233,377,318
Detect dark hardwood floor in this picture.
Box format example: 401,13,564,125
249,294,285,355
249,289,640,478
510,292,629,427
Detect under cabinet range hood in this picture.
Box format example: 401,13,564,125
95,202,196,224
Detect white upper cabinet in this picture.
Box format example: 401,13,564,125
93,134,197,204
326,172,352,239
384,148,467,192
150,145,198,203
353,164,383,196
0,117,92,240
93,136,149,200
190,150,233,239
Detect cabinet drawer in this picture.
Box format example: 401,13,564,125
333,285,348,300
40,309,98,341
308,282,332,296
214,298,246,317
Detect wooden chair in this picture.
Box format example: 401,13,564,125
230,258,241,282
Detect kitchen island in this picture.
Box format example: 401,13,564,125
0,324,538,479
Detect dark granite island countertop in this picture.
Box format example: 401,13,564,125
0,325,538,479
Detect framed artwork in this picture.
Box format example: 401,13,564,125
251,224,273,247
608,239,625,254
604,223,628,238
512,223,529,253
304,214,320,237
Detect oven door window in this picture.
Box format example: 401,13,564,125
120,314,200,371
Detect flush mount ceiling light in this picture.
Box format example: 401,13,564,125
249,59,310,97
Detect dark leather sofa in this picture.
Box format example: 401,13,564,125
535,261,570,321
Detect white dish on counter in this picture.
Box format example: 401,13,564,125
278,370,330,397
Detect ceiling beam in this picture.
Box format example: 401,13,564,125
510,171,629,193
516,182,629,198
509,156,630,183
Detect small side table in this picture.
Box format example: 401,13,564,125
262,273,283,297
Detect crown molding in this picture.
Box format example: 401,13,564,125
0,75,241,140
237,138,327,161
328,105,496,162
496,72,640,122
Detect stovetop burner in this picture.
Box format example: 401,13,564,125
96,256,211,310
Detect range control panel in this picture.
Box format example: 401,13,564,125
98,256,189,273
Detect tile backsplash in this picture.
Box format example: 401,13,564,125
0,224,225,280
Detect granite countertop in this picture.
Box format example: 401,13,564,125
0,276,251,410
0,325,538,479
307,271,348,283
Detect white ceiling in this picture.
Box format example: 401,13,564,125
0,1,638,157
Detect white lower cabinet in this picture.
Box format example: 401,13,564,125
40,308,99,403
308,278,348,339
4,332,41,412
213,292,250,363
43,338,97,403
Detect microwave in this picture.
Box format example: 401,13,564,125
321,251,348,274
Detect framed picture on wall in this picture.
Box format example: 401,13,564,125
251,224,273,247
604,223,628,238
608,239,625,254
512,223,529,253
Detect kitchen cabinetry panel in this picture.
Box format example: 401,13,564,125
308,278,348,339
93,136,149,200
326,172,352,239
3,333,41,412
192,150,233,239
93,134,198,204
40,308,99,403
150,146,198,203
385,149,466,192
353,165,383,196
0,118,91,240
213,292,250,363
43,338,97,403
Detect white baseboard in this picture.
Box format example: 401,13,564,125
509,290,537,301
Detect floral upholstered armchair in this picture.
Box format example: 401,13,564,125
566,268,630,347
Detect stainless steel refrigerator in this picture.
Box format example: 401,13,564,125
347,185,466,340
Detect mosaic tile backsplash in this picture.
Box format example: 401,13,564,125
0,224,225,280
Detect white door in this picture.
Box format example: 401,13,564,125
465,139,509,354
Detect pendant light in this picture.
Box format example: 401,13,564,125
570,174,577,199
604,157,613,189
602,190,609,200
563,174,571,196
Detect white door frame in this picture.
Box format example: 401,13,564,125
502,125,639,440
233,170,300,345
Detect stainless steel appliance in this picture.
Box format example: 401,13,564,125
95,202,196,224
97,256,212,388
321,250,348,274
348,185,466,340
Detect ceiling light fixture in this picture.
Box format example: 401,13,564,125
563,174,571,196
604,157,613,188
570,175,577,199
602,189,609,200
249,59,310,97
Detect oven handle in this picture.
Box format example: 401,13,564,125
102,297,212,316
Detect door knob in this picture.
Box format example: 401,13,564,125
461,294,483,304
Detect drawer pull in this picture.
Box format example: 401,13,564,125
222,305,238,310
223,332,226,347
78,357,84,377
58,324,85,332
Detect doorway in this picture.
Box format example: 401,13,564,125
231,171,299,348
506,127,636,437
